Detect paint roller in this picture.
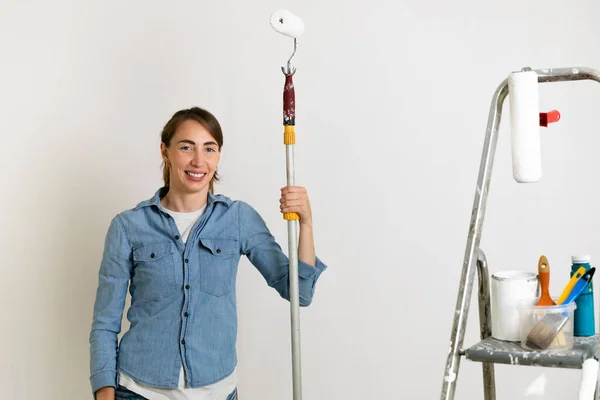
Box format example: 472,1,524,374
270,9,304,128
508,68,561,183
270,9,305,400
578,357,598,400
270,9,305,40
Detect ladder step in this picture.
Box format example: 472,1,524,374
465,335,600,369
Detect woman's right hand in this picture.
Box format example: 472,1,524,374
95,386,115,400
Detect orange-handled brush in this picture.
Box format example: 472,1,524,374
536,255,556,306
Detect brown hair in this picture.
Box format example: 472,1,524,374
160,107,223,193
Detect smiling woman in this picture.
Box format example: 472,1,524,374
160,108,223,198
88,106,329,400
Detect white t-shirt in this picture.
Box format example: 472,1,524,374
118,203,237,400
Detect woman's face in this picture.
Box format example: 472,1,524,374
161,119,221,195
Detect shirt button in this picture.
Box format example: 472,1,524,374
185,285,190,289
184,312,189,317
181,339,186,345
216,249,221,254
185,259,189,263
150,253,155,258
175,235,180,240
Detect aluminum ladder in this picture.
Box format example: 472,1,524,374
440,67,600,400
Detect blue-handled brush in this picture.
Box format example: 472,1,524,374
525,267,596,350
562,267,595,304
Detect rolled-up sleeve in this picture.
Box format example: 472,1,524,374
89,215,132,394
238,201,327,306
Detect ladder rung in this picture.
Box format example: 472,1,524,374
464,335,600,369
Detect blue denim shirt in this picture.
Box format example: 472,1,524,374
89,187,328,394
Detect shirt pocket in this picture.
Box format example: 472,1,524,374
132,241,177,301
198,237,239,297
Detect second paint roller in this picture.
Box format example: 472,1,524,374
508,69,542,183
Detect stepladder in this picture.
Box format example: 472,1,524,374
440,67,600,400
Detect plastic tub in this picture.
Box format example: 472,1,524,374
518,298,577,351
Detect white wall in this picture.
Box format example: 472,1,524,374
3,0,600,398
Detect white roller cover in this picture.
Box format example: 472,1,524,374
578,358,599,400
508,70,542,183
270,9,304,38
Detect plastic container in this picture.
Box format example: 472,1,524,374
571,255,595,336
518,298,577,351
491,271,539,341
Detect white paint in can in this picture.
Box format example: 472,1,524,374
491,271,539,341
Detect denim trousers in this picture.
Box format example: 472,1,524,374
114,385,238,400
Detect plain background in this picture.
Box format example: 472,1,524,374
3,0,600,398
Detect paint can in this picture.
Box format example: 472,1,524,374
571,255,595,336
491,271,539,341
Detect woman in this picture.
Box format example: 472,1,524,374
89,107,328,400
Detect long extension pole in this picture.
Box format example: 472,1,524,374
282,39,302,400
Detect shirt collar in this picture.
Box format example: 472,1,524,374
134,187,228,211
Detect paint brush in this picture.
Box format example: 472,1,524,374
525,267,595,350
557,266,586,304
536,255,556,306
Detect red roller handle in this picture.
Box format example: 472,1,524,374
283,72,295,126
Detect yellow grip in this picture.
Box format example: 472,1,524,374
283,125,297,220
284,212,300,220
557,266,587,304
284,126,296,145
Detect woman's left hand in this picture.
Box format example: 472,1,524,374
280,186,312,227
